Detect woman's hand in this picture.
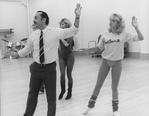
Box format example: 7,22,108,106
131,16,138,28
131,16,144,41
61,39,69,47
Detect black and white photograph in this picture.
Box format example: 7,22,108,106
0,0,149,116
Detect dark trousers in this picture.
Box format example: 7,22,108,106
24,61,56,116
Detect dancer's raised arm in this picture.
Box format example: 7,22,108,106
131,16,144,41
74,3,82,28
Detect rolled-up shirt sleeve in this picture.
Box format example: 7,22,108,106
56,25,79,40
125,32,140,42
18,36,33,57
97,35,105,50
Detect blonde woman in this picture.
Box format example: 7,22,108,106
58,18,75,100
83,13,144,116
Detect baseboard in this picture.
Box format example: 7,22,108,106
125,52,140,58
74,51,149,59
139,53,149,59
125,52,149,59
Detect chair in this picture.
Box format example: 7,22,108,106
88,35,103,57
124,42,128,57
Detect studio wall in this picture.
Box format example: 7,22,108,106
29,0,149,54
0,0,28,50
1,0,149,54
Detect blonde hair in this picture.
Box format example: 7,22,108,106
59,18,72,28
108,13,125,35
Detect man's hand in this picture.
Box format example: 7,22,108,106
132,16,138,28
74,3,82,28
78,48,89,53
74,3,82,18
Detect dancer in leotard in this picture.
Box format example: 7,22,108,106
58,18,75,100
38,19,75,95
83,14,144,116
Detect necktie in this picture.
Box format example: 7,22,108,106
39,31,45,64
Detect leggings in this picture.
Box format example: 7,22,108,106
59,53,75,83
92,59,122,100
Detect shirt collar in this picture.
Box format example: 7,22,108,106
41,26,51,34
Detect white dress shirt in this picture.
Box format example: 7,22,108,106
18,25,79,64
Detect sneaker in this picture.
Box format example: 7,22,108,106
83,107,94,115
113,111,120,116
83,99,95,115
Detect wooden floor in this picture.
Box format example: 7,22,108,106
0,55,149,116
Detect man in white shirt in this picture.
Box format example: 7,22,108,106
10,3,82,116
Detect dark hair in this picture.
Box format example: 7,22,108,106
37,11,49,25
